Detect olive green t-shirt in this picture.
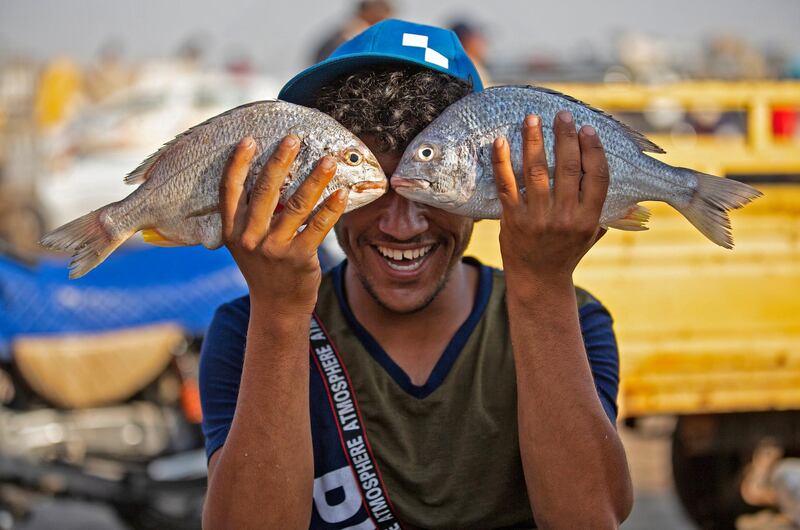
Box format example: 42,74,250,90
200,258,620,529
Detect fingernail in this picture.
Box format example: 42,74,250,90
558,111,573,123
581,125,596,136
284,135,299,148
525,114,540,127
495,137,506,148
321,157,335,170
337,188,350,201
242,137,254,148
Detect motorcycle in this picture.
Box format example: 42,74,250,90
0,242,248,529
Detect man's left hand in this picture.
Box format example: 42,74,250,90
492,111,609,288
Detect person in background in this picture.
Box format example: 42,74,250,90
84,39,136,103
450,20,491,85
312,0,394,63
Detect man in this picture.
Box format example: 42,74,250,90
200,19,632,529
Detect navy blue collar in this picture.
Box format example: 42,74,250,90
331,257,493,399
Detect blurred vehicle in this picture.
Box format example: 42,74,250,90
0,244,249,530
466,80,800,529
36,64,280,229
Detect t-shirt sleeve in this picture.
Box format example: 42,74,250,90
578,300,621,424
199,298,249,460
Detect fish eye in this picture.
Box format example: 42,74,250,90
417,145,435,161
345,150,363,166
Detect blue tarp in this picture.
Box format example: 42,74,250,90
0,245,248,360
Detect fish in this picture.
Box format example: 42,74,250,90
391,85,762,248
40,100,388,278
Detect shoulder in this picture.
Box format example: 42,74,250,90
486,264,615,346
200,295,251,369
486,262,610,315
202,266,341,357
574,286,602,310
213,294,251,324
203,295,251,349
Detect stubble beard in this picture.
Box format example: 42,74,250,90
354,261,454,315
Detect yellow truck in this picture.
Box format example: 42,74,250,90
465,81,800,529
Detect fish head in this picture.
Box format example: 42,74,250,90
390,132,477,212
331,141,388,212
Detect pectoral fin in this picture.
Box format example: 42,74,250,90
604,204,651,231
141,229,181,247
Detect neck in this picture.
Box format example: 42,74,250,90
344,259,479,385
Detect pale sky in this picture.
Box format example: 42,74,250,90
1,0,799,80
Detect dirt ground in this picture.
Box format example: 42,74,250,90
619,420,696,529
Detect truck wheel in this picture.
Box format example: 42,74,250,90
671,414,758,530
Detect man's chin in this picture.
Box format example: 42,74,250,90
358,275,445,315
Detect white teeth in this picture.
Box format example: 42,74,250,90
376,244,434,262
386,260,421,271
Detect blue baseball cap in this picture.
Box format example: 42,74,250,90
279,19,483,105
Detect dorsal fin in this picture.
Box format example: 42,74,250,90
502,85,666,155
123,100,280,185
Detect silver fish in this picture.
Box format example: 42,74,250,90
392,85,761,247
41,100,388,278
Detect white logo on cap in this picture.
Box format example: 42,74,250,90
401,33,449,69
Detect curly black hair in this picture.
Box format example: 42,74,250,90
314,65,472,152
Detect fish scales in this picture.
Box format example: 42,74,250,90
392,85,761,248
41,100,388,278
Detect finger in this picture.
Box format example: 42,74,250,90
240,135,300,248
270,155,337,241
293,188,349,251
521,114,550,213
491,137,520,210
220,137,256,242
578,125,610,218
552,110,582,209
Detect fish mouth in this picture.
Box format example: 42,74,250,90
390,176,430,191
344,179,388,212
350,180,388,193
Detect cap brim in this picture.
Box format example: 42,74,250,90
278,52,469,106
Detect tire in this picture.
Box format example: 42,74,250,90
672,420,753,529
671,412,800,530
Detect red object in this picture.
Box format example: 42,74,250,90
773,108,798,137
181,381,203,424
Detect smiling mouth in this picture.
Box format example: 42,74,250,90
373,243,437,272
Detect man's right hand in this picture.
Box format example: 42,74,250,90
220,135,348,315
205,135,335,529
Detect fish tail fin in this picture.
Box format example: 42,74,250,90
674,170,762,249
40,208,130,278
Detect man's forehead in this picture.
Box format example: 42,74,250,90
360,134,403,174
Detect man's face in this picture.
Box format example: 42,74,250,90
334,136,474,314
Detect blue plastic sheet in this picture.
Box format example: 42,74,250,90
0,245,248,360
